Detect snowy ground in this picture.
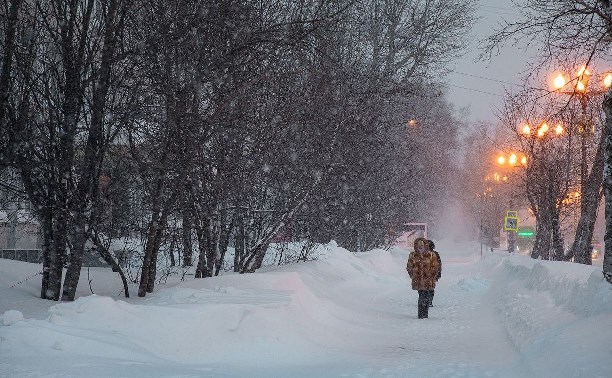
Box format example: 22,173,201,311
1,240,611,377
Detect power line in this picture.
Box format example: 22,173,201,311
446,84,504,97
450,71,551,94
451,71,522,87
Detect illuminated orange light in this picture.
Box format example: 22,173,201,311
604,73,612,88
576,80,586,92
577,66,590,77
521,156,527,165
497,156,505,165
555,123,564,135
509,153,517,166
553,73,566,89
521,124,531,135
537,123,549,137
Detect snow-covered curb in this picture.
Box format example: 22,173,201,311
489,254,612,376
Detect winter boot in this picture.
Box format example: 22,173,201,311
418,302,428,318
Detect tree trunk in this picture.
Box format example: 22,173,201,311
138,212,161,297
138,202,171,296
61,215,87,301
0,0,22,158
39,207,53,299
169,234,176,267
90,230,129,297
215,211,234,276
234,209,246,272
240,193,310,273
206,218,217,277
602,88,612,283
571,128,605,264
62,0,122,302
147,221,166,293
550,208,565,260
182,205,193,267
532,210,551,260
194,217,213,278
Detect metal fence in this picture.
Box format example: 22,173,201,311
0,248,109,267
0,249,42,263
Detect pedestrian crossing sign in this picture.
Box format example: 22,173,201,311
504,216,518,231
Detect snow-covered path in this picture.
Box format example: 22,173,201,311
303,243,528,377
1,240,611,377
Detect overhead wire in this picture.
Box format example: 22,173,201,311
451,71,521,87
446,84,503,97
447,71,551,98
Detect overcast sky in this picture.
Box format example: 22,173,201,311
446,2,534,125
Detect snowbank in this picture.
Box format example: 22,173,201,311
487,253,612,377
1,242,611,377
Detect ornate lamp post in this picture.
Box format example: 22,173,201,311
552,67,612,194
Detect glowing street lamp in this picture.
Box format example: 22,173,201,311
605,73,612,88
496,152,527,167
551,65,612,193
537,122,549,138
520,121,564,139
521,124,531,136
553,73,566,89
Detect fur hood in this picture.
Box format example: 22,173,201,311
413,237,430,252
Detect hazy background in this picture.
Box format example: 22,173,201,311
447,1,534,124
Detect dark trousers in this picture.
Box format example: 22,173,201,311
417,290,433,318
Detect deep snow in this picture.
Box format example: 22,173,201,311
1,240,611,377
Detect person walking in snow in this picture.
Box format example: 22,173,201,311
406,237,440,319
427,240,442,307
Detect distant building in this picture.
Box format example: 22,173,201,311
0,168,42,262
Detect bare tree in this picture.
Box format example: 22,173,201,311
603,91,612,282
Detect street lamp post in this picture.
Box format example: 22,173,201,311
494,151,527,253
552,67,612,194
552,67,611,264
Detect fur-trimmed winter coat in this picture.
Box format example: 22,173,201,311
406,238,440,291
